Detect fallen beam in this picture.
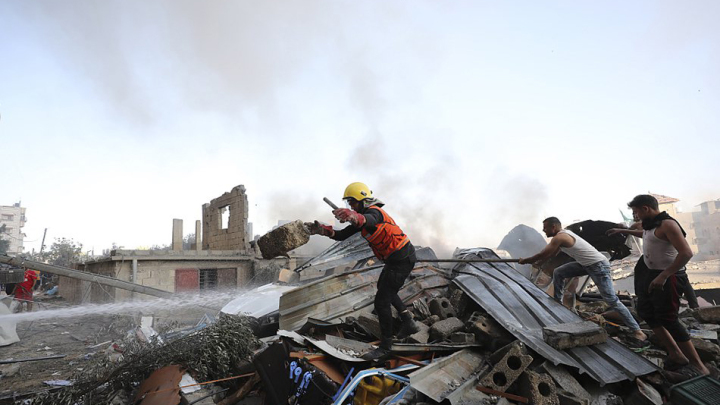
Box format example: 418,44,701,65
0,255,173,298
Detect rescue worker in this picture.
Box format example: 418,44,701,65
306,182,419,360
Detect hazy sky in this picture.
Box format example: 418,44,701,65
1,1,718,257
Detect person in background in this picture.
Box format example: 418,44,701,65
13,268,39,312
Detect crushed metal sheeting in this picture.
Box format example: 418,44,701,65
452,247,658,385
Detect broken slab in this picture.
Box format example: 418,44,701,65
257,220,310,259
479,341,533,392
467,311,514,348
691,338,720,363
519,370,560,405
695,305,720,323
408,349,486,403
623,378,662,405
357,313,382,339
429,297,457,320
429,317,464,342
540,362,591,405
542,321,607,350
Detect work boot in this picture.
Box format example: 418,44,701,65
361,338,392,361
396,310,420,339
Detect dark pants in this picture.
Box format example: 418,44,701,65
635,256,691,342
375,248,416,345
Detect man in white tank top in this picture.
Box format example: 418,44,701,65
608,194,708,375
519,217,647,342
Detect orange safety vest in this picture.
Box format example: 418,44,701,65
361,206,410,260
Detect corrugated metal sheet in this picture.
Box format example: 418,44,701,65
293,233,373,275
279,265,450,332
452,248,657,386
408,349,486,403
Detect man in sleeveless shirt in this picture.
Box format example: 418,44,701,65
608,195,708,375
519,217,647,343
306,182,420,361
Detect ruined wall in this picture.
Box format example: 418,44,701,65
202,185,250,251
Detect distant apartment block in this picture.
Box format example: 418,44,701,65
0,202,27,255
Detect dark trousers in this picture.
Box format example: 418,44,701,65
635,256,691,342
375,249,416,344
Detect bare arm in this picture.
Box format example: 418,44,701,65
519,235,566,264
607,227,643,237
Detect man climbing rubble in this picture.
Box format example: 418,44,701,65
519,217,648,344
305,182,420,361
608,194,710,375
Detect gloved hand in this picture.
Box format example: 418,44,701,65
304,221,335,237
332,208,366,227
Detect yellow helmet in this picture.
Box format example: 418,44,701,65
343,182,373,201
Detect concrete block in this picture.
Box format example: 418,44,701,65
479,341,533,392
277,269,299,284
428,297,457,320
358,313,382,339
542,321,607,350
450,332,476,344
257,220,310,259
519,371,560,405
696,306,720,323
467,311,514,347
429,317,464,341
539,362,591,404
408,322,430,344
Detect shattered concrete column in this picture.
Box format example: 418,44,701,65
195,220,202,252
172,219,183,251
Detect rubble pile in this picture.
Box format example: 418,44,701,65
4,244,720,405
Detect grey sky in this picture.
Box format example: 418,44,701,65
1,1,718,257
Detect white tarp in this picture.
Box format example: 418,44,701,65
220,283,296,318
0,297,20,346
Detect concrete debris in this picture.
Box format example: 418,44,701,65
429,317,464,341
428,297,457,320
9,241,720,405
519,370,560,405
542,321,608,350
256,220,310,259
479,341,533,392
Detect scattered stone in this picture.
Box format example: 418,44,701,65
699,323,720,332
257,220,310,259
543,321,607,350
578,301,609,314
519,370,560,405
450,332,476,344
428,298,457,320
429,317,464,341
480,341,533,392
425,315,441,326
357,313,382,339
